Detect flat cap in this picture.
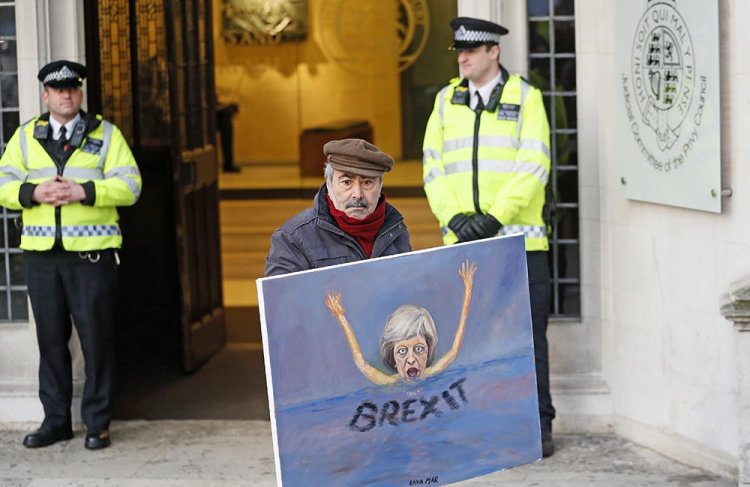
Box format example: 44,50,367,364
449,17,509,50
324,139,394,177
37,60,87,88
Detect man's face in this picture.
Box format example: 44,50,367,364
457,44,500,86
327,169,382,220
43,86,83,123
393,336,429,382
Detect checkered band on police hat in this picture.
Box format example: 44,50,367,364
449,17,509,49
37,60,87,88
453,25,503,45
43,65,81,84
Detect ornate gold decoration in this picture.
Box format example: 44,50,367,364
222,0,308,45
396,0,429,71
98,0,134,142
135,0,170,146
317,0,430,76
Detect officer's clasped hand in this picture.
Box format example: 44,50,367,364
32,176,85,207
469,213,502,239
448,213,482,242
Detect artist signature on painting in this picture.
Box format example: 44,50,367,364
409,476,439,485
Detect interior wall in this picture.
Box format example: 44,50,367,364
212,0,403,164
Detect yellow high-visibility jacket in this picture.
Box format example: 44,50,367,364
422,70,551,251
0,112,141,251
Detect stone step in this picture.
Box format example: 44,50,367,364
219,200,311,227
221,228,273,254
222,251,268,280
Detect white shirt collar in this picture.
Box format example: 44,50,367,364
49,114,81,140
469,71,503,110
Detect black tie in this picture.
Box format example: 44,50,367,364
55,125,69,162
59,126,68,148
475,93,485,113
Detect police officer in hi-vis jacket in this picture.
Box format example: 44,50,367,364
0,60,141,450
422,17,556,457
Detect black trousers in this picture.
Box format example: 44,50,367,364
25,248,118,433
527,251,556,433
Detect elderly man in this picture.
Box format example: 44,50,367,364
265,138,411,276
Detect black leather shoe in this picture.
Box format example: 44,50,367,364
542,430,555,458
23,426,73,448
85,430,111,450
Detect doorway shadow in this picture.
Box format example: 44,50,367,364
113,347,270,420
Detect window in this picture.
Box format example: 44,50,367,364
527,0,580,317
0,0,28,321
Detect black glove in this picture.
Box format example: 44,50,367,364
468,213,502,239
448,214,482,242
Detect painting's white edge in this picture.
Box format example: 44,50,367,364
256,280,284,487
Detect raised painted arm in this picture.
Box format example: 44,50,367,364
428,261,477,374
325,292,398,385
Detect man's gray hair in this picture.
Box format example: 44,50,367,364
324,162,335,182
380,305,438,372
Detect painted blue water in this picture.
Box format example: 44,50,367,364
273,354,541,486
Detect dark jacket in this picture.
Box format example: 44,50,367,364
265,184,411,276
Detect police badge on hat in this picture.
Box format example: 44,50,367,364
37,60,87,88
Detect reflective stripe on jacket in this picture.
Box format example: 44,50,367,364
265,184,411,276
0,114,141,251
422,73,550,251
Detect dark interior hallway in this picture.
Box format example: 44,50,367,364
113,346,269,420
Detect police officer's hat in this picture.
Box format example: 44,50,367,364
37,60,87,88
449,17,509,50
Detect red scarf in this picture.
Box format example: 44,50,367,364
327,194,387,258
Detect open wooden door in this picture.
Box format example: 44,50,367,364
86,0,224,374
165,0,226,372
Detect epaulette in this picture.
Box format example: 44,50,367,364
32,118,50,140
450,78,471,105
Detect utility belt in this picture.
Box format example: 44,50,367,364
76,249,120,265
24,247,120,266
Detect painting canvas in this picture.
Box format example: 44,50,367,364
257,234,541,486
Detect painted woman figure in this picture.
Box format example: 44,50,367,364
325,261,477,385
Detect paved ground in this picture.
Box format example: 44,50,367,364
0,420,735,486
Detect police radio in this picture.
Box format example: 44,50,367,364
69,119,87,148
